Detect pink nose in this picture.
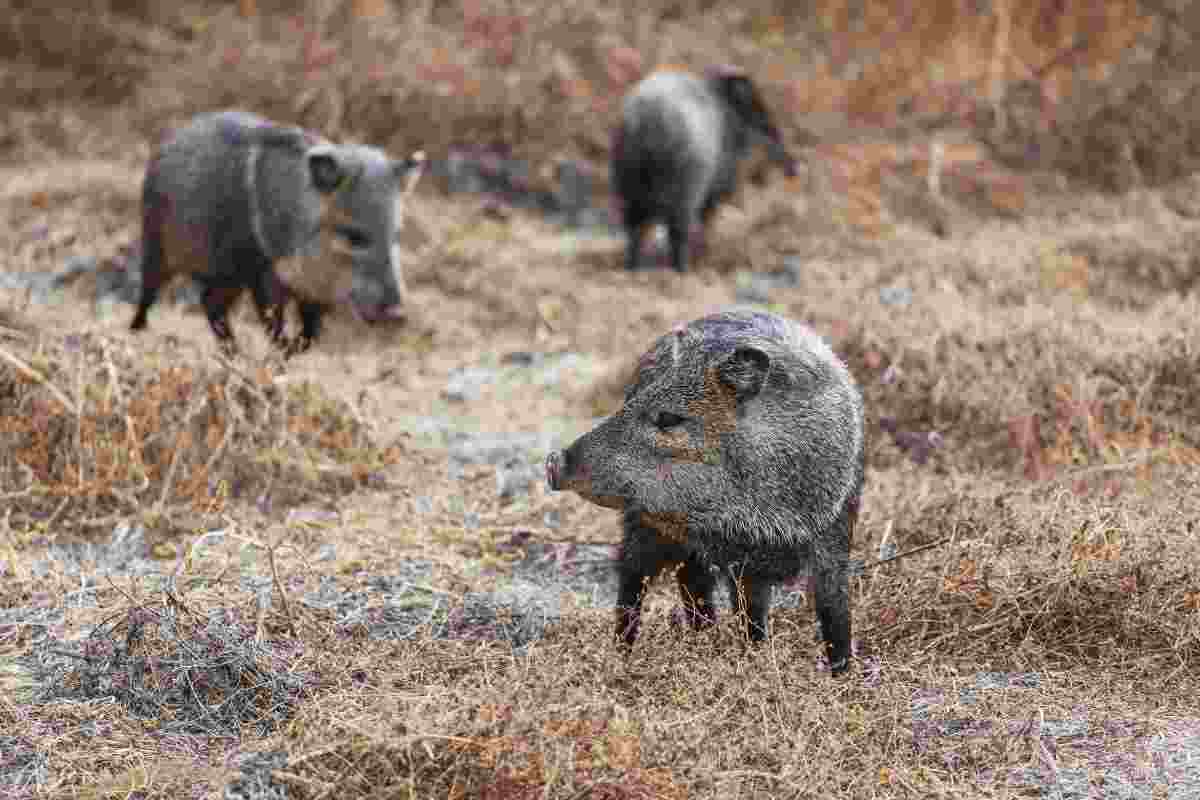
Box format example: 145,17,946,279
377,303,406,321
357,303,407,323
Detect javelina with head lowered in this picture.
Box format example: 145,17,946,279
612,67,798,273
129,110,424,356
545,309,864,675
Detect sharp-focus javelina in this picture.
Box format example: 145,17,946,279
612,67,798,273
545,309,864,675
129,110,424,355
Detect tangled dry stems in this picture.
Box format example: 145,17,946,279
4,1,1200,798
0,326,394,537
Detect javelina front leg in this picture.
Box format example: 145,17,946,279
666,213,691,273
250,272,289,349
131,192,168,333
732,573,773,642
283,300,327,358
616,568,650,645
201,284,243,356
675,557,719,630
813,565,851,675
622,212,648,271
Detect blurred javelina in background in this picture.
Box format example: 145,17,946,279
546,309,864,675
611,67,798,273
129,110,424,356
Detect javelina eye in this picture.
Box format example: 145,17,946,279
336,226,371,249
653,411,687,430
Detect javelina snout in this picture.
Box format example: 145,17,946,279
545,440,625,511
327,148,424,326
547,310,865,676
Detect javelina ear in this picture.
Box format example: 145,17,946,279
716,346,771,399
306,146,345,195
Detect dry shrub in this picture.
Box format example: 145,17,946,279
0,5,166,108
0,0,1182,232
0,326,397,535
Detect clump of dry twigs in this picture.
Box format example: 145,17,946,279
0,322,399,537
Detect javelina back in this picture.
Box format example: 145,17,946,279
129,110,424,356
545,309,864,675
612,67,797,273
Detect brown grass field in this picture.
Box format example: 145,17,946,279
3,1,1200,797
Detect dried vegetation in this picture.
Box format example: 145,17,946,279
2,0,1200,798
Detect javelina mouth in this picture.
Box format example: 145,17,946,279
545,451,627,509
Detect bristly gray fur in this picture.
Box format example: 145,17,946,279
547,308,864,675
129,109,416,354
612,69,795,273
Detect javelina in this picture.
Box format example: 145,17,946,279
545,309,864,675
129,110,424,356
612,67,798,273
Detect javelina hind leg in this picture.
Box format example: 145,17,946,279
675,557,719,630
201,284,243,356
250,272,289,349
666,212,692,273
129,223,165,332
615,568,651,646
622,210,649,271
732,573,773,642
283,300,326,357
813,565,851,675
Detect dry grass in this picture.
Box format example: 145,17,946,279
3,1,1200,798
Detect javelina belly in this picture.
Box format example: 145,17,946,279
612,68,797,273
546,309,864,675
129,110,422,356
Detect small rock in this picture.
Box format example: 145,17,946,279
52,255,98,287
443,366,496,403
734,271,777,305
879,285,913,307
555,159,593,229
496,458,538,499
500,350,538,366
447,431,547,468
286,508,339,526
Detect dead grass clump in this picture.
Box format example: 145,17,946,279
1062,233,1200,311
0,6,163,108
857,469,1200,677
34,597,315,738
0,328,395,535
868,555,1200,674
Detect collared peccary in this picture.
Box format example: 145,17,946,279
128,110,422,356
612,66,798,273
545,309,864,675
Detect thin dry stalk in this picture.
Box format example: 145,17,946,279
0,342,78,414
154,392,210,516
74,345,85,490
